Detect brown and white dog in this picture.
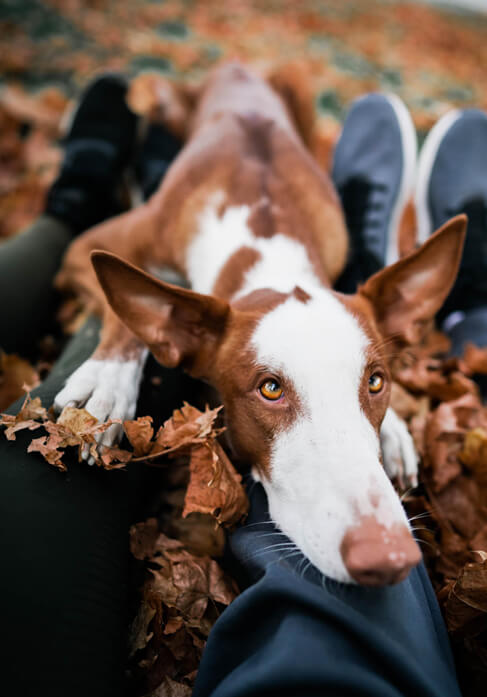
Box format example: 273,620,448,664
54,63,466,585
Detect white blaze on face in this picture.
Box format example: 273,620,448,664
251,289,409,582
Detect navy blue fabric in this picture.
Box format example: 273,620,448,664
193,483,462,697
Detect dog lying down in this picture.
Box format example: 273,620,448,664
54,63,466,585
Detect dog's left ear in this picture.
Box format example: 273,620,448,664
91,251,230,377
359,215,467,347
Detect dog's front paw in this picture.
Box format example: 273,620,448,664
380,407,418,490
54,356,146,463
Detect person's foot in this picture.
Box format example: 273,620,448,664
415,109,487,326
332,93,417,292
45,73,138,233
133,122,182,201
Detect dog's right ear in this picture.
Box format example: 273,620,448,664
91,251,230,377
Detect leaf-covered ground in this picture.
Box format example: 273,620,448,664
2,1,487,695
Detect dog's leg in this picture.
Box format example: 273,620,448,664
380,407,418,489
54,306,148,462
54,204,171,460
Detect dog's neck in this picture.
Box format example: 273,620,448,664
184,190,329,302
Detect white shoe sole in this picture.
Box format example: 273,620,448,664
414,109,462,244
383,93,418,265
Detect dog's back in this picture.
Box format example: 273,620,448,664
146,63,348,291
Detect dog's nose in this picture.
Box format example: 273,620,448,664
340,516,421,586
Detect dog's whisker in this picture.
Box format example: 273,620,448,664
408,510,433,522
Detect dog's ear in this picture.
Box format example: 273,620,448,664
91,251,230,376
359,215,467,347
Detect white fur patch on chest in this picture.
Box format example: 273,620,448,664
186,191,321,297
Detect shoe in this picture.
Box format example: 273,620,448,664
133,122,182,201
332,93,417,292
45,73,138,233
415,109,487,324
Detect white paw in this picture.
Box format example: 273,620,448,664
54,354,147,463
380,407,419,489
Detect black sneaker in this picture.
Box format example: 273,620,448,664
415,109,487,326
332,93,417,292
45,73,138,233
133,122,182,201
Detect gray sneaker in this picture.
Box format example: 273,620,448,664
415,109,487,323
332,93,417,292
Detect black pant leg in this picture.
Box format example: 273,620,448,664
193,483,461,697
0,215,73,356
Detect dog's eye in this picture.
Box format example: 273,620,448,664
369,373,384,393
259,379,283,401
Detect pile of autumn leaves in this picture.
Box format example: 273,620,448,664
2,328,487,695
0,397,247,696
390,332,487,695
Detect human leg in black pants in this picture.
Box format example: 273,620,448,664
193,96,470,697
0,75,189,696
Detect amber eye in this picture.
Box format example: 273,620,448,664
369,373,384,394
259,379,284,401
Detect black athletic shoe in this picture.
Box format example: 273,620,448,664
415,108,487,326
133,122,182,201
332,93,417,292
45,73,138,233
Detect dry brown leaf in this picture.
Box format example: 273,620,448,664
0,84,65,134
57,406,98,445
0,393,47,440
100,446,133,469
394,356,478,402
0,353,40,411
146,676,192,697
423,394,484,492
131,518,161,561
445,559,487,635
463,343,487,375
27,434,66,471
459,428,487,478
183,441,248,527
390,380,423,420
151,403,223,456
129,520,238,693
124,415,154,456
129,600,156,658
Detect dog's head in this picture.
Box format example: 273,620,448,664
93,215,465,585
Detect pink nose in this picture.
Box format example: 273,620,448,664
340,516,421,586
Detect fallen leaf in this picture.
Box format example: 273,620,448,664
0,352,40,411
146,676,192,697
124,415,154,456
445,559,487,635
463,343,487,375
150,403,224,456
183,441,248,527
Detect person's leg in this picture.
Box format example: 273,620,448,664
0,78,190,695
332,93,417,292
0,73,138,357
416,109,487,359
193,98,461,697
0,316,200,696
0,215,72,355
194,482,461,697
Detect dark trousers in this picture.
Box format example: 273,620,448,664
0,215,474,696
